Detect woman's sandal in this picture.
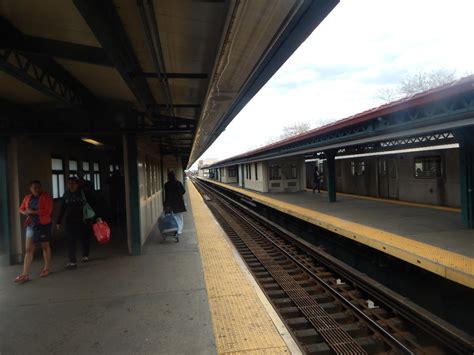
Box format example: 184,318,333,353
40,269,50,278
14,274,30,283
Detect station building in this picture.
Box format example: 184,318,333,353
2,1,472,353
205,76,474,228
0,1,344,353
197,158,218,179
202,77,474,289
0,0,337,265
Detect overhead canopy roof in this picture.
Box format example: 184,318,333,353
208,75,474,168
0,0,338,166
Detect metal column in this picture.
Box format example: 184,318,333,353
458,128,474,228
0,137,11,264
326,151,337,202
124,134,142,255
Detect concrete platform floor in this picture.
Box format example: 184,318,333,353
0,197,216,354
267,190,474,258
223,182,473,257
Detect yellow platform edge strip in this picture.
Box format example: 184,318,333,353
188,181,290,354
202,179,474,289
303,188,461,213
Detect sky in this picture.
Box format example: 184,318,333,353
193,0,474,168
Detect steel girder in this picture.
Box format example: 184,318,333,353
1,33,111,67
0,48,97,106
2,28,209,82
153,103,201,109
0,105,195,135
139,73,207,79
329,132,458,157
0,18,97,107
73,0,156,112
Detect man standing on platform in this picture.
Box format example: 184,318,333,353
312,164,321,194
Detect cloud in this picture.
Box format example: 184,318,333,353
193,0,474,167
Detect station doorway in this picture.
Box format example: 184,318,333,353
378,157,399,199
3,134,130,264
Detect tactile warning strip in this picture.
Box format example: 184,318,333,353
213,203,367,355
188,182,290,354
203,179,474,288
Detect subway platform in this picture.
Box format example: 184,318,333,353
0,182,296,355
203,179,474,289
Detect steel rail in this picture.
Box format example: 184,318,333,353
195,178,413,354
193,177,474,354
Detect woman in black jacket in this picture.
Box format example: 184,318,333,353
164,171,186,235
57,177,102,269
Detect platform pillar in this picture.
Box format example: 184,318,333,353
123,134,142,255
326,151,336,202
458,128,474,228
0,137,11,265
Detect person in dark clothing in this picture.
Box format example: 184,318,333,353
57,177,101,269
312,164,321,194
164,171,186,235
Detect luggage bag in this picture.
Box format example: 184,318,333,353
158,210,179,242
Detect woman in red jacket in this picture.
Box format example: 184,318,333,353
14,180,53,283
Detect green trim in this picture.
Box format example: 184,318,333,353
126,134,142,255
0,137,11,263
327,151,336,202
458,128,474,228
210,91,474,168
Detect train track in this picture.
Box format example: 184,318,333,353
192,178,474,355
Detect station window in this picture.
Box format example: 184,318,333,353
93,162,101,190
378,159,387,176
228,167,237,178
245,164,252,179
69,159,78,178
82,162,91,181
414,156,442,178
254,163,258,181
269,165,281,180
146,156,152,197
156,162,162,190
289,164,297,179
151,161,156,194
109,163,120,177
51,158,65,199
351,161,365,176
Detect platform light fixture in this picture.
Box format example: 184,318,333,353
81,137,104,146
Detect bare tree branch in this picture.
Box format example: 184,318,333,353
266,121,311,144
376,69,458,103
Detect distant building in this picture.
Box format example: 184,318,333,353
198,158,218,178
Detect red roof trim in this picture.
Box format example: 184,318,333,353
210,75,474,166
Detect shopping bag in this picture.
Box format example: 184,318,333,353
81,190,96,222
158,211,178,234
92,221,111,244
83,203,96,221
